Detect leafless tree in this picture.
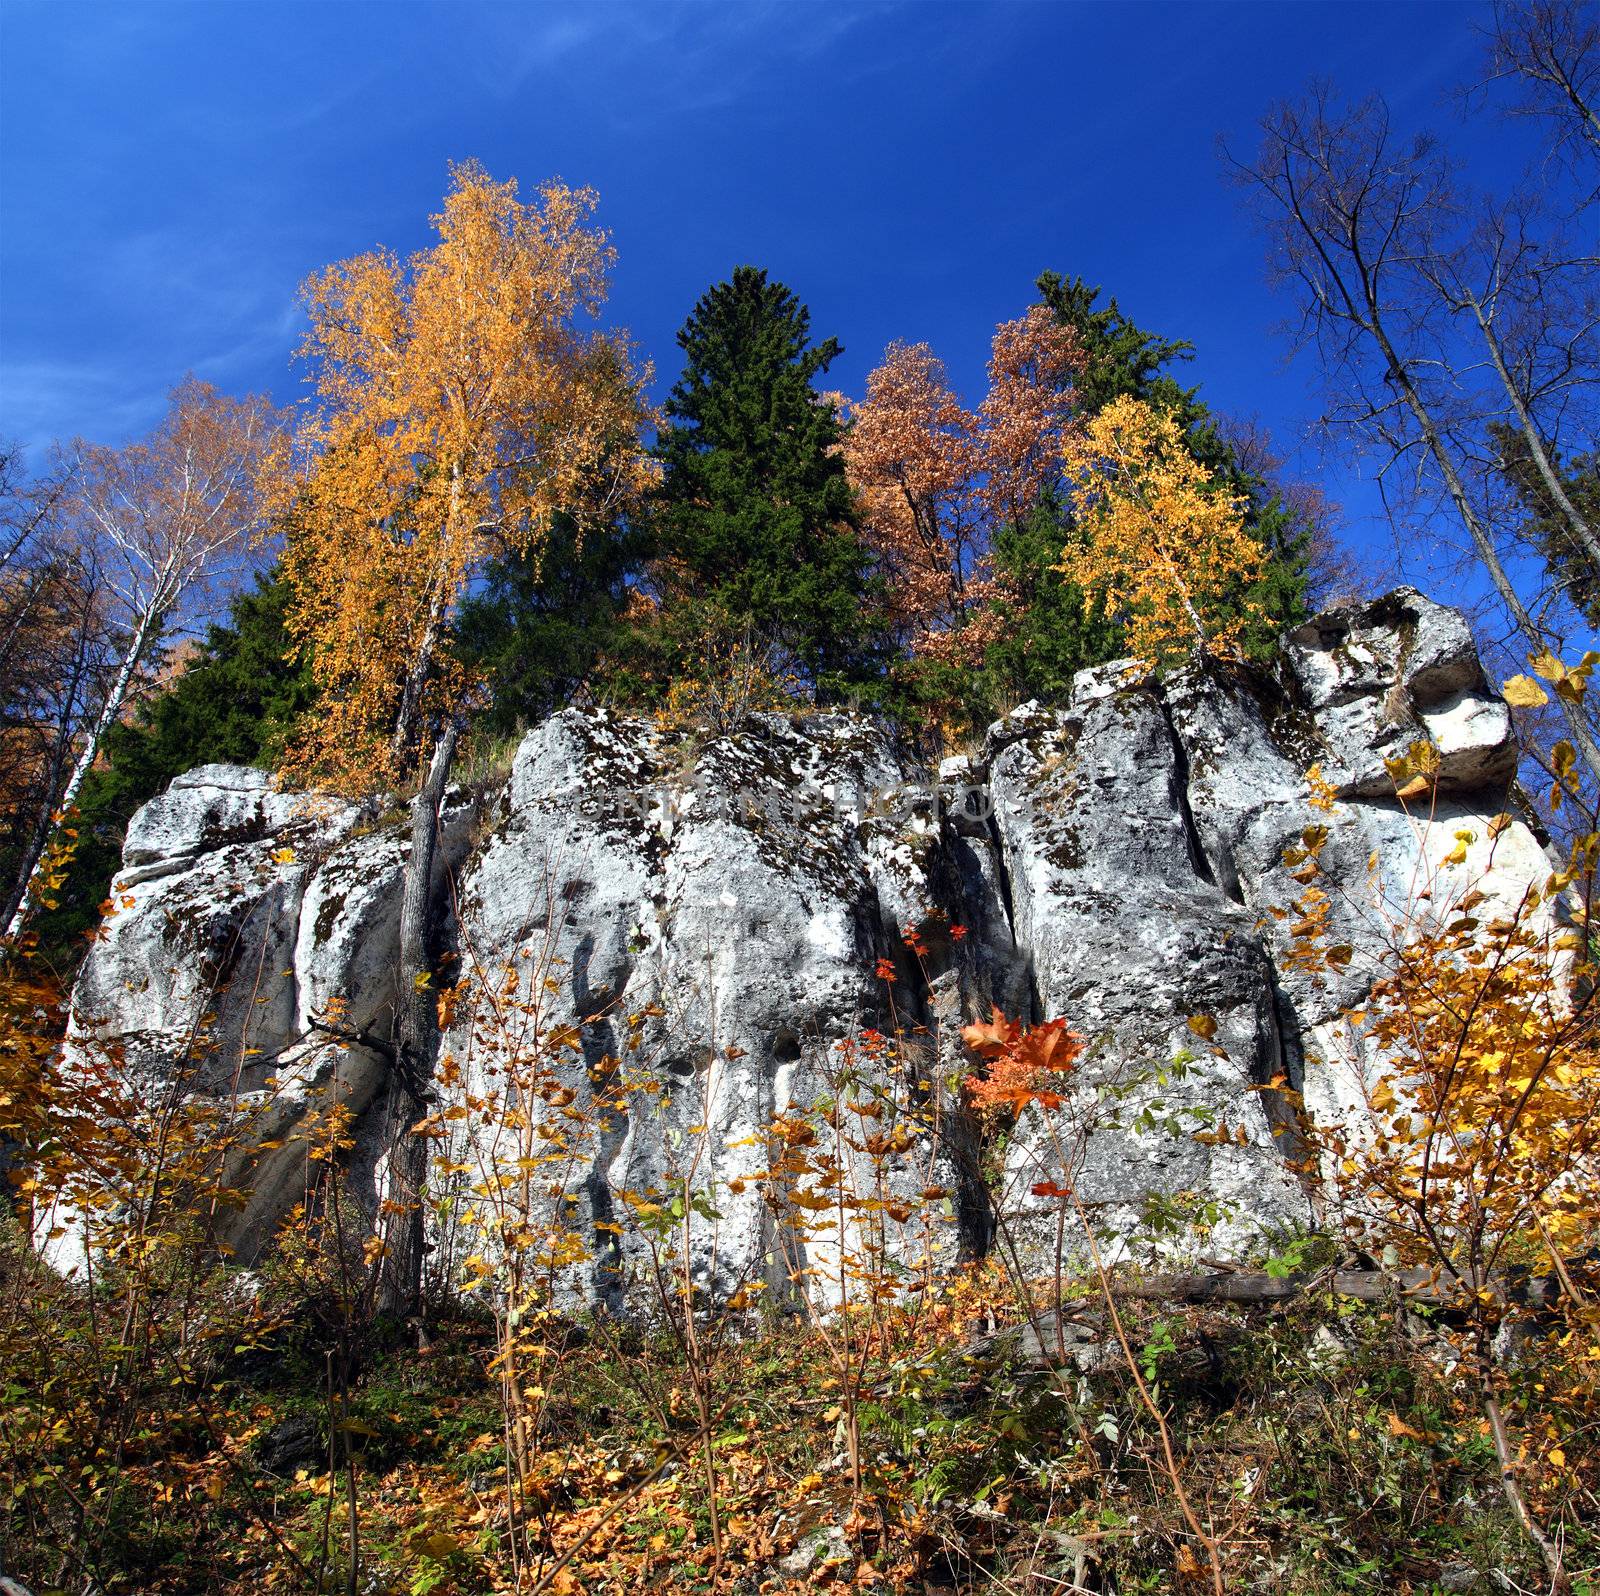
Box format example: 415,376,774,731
3,378,284,940
1418,196,1600,572
1227,86,1600,786
1474,0,1600,199
0,510,116,937
0,444,74,581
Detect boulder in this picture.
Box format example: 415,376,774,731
982,669,1308,1258
439,708,970,1310
1279,587,1516,798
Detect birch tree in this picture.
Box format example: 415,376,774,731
277,163,650,1315
278,161,652,793
3,380,280,939
1059,396,1266,666
0,516,111,937
1230,88,1600,785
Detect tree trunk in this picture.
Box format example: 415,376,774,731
1472,301,1600,575
4,609,160,942
1368,312,1600,786
388,588,447,781
379,725,458,1319
1481,1363,1570,1593
0,636,98,938
389,471,461,779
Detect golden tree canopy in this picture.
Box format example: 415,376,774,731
1058,396,1264,668
278,162,652,789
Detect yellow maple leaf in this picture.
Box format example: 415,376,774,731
1502,674,1549,708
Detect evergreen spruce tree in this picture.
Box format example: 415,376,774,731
653,266,886,697
455,508,648,736
1490,422,1600,628
984,490,1121,707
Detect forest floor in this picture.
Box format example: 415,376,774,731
4,1238,1596,1596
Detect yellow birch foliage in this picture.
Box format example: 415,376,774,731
1281,766,1600,1577
1059,396,1265,667
1314,869,1600,1278
277,161,653,791
1280,744,1600,1286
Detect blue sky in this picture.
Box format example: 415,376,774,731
0,0,1540,582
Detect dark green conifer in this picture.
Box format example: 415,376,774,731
1489,422,1600,627
653,266,887,696
455,509,647,736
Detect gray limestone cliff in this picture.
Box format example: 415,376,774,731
59,588,1555,1300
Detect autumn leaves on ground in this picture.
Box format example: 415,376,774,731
4,3,1600,1592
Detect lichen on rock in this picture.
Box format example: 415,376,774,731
59,588,1552,1301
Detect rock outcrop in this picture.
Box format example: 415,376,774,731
59,588,1555,1299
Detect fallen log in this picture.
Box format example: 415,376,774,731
1121,1266,1457,1308
964,1263,1580,1370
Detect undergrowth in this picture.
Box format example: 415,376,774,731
2,1230,1594,1595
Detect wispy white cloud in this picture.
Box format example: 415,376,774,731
2,218,305,448
468,0,901,121
0,0,916,457
0,360,164,458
